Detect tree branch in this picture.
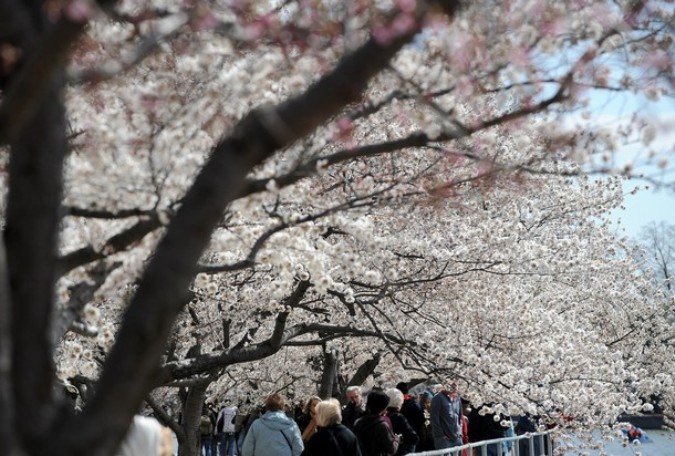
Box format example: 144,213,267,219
144,395,184,441
162,322,406,383
57,216,161,275
52,261,122,344
62,207,158,219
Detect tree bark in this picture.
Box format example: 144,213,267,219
348,353,382,390
178,382,210,456
319,348,338,399
5,74,67,454
0,231,16,454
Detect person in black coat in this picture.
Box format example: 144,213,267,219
386,388,419,455
467,403,510,456
301,399,362,456
353,390,399,456
342,385,366,430
396,383,425,451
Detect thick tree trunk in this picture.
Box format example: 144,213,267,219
319,348,339,399
335,354,382,405
178,382,210,456
6,73,67,456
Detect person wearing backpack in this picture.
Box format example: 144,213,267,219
216,403,238,456
385,389,419,455
353,390,399,456
200,405,216,456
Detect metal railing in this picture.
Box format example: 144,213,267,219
410,431,554,456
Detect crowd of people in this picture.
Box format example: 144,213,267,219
195,381,548,456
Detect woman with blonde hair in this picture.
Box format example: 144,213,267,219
301,399,361,456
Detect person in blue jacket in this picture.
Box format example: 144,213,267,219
430,383,463,450
242,393,304,456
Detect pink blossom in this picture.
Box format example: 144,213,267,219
373,12,418,45
392,13,417,36
456,75,474,98
373,25,395,46
396,0,417,14
337,116,353,134
193,12,220,32
62,0,94,24
540,17,568,37
590,4,618,28
242,22,266,41
507,46,530,69
642,50,672,72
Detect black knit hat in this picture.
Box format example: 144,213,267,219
366,390,390,414
395,382,409,395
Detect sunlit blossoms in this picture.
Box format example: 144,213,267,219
1,0,673,455
49,0,674,423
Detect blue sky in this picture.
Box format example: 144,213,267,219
586,87,675,240
609,108,675,239
613,183,675,239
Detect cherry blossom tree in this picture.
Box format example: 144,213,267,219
636,221,675,294
623,221,675,424
0,0,673,455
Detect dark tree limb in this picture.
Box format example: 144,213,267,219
161,323,406,383
57,216,161,275
0,226,15,452
145,395,184,442
178,379,210,455
319,347,339,399
51,261,122,344
347,352,383,388
0,1,38,92
5,73,67,451
62,207,158,219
